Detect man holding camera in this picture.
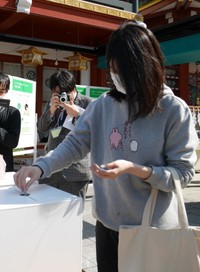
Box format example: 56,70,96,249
37,70,92,200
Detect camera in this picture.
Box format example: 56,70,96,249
60,92,70,103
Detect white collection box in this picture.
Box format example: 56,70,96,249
0,175,83,272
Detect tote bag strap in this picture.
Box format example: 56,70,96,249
142,167,189,228
167,167,189,228
142,188,158,226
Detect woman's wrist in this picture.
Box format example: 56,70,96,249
32,165,43,178
127,162,152,180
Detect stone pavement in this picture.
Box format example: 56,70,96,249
183,173,200,226
82,173,200,272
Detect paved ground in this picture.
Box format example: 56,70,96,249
183,173,200,226
82,185,97,272
82,173,200,272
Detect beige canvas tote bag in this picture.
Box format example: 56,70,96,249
118,167,200,272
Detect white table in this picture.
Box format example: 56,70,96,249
0,173,83,272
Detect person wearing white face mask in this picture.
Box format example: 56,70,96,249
110,72,126,94
0,72,21,171
14,21,198,272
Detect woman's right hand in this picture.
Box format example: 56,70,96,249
13,166,42,192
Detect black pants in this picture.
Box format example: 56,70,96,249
96,220,119,272
39,171,89,200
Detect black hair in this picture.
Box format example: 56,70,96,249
0,72,10,92
106,20,165,122
49,70,76,93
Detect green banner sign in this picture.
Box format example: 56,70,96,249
89,87,109,98
12,79,33,93
76,86,86,95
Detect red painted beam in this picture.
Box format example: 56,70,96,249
0,0,15,10
0,0,133,31
0,13,27,32
30,1,125,31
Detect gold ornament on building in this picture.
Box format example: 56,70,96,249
65,52,92,71
17,46,47,65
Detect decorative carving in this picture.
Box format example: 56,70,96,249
46,0,142,20
26,70,36,80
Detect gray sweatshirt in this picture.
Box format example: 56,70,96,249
35,85,198,231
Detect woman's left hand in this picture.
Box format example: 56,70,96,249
90,160,133,179
90,160,152,180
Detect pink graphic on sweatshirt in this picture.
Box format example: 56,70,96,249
110,128,123,149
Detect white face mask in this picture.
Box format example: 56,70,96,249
110,72,126,94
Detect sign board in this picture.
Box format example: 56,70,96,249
7,76,36,155
77,85,109,98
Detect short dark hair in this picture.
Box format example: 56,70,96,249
106,20,165,121
0,72,10,92
49,70,76,93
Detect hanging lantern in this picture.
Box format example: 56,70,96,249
17,46,47,66
64,52,92,71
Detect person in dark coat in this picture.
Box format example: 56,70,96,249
0,72,21,171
